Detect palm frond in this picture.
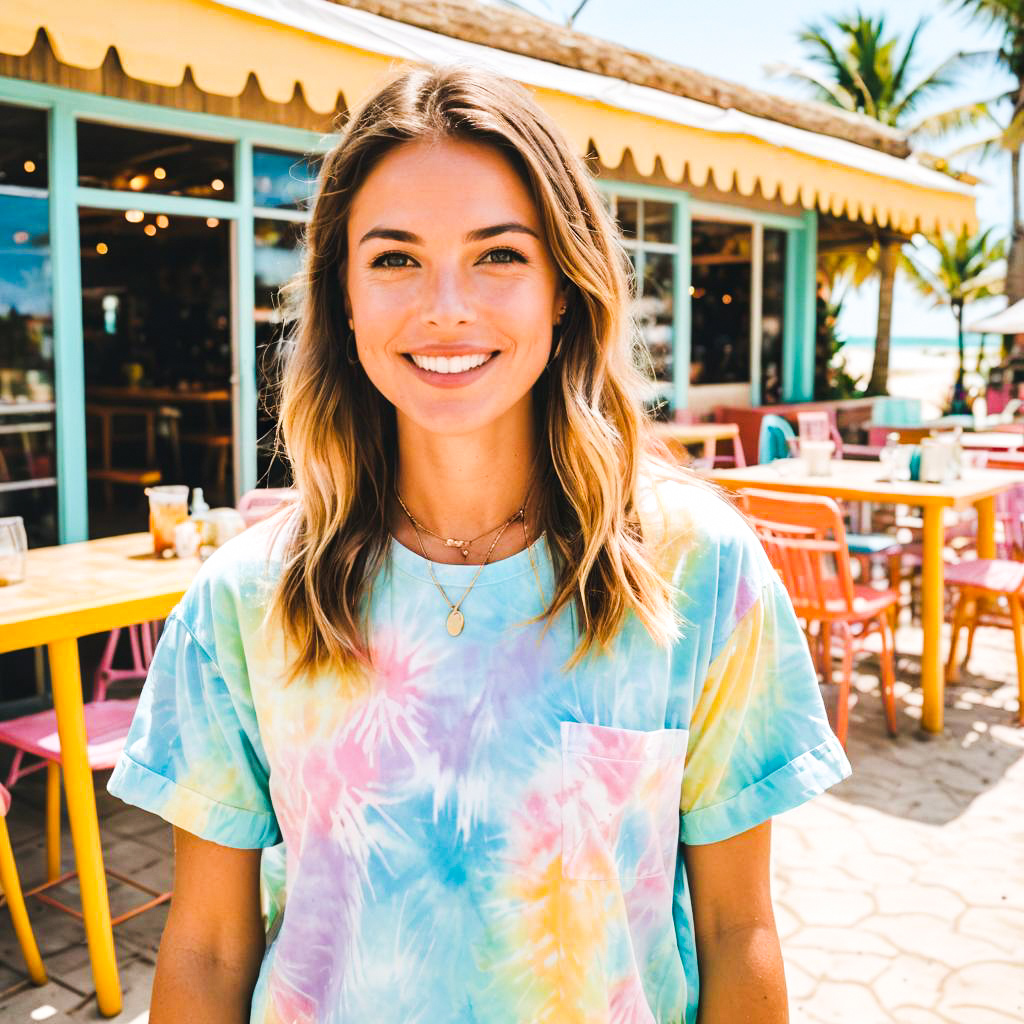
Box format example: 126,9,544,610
762,61,859,109
907,99,1000,141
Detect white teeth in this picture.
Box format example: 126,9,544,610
410,352,493,373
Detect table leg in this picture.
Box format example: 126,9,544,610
48,637,122,1016
920,505,946,734
704,439,718,463
975,496,996,560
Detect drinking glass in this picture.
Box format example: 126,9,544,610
0,515,28,585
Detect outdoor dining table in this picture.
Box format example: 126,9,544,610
0,533,199,1016
705,458,1024,736
650,421,743,463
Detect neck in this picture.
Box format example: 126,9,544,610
390,405,541,565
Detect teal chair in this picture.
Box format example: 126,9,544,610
757,414,797,464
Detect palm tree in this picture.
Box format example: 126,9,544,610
943,2,1024,323
902,228,1006,413
768,12,977,395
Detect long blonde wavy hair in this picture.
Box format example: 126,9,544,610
268,64,693,686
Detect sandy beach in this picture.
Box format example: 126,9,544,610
839,343,1001,419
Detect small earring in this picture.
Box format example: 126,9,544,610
346,329,359,366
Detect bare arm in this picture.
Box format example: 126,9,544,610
149,827,266,1024
683,821,789,1024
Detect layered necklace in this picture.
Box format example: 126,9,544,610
394,487,547,637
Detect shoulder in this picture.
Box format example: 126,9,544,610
174,510,294,656
637,467,769,582
637,467,778,641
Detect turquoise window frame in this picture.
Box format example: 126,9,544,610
597,181,817,412
0,76,326,542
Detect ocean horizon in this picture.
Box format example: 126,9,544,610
844,335,1001,351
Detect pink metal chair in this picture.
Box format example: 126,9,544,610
742,488,901,747
0,700,139,883
0,700,171,925
93,620,162,702
944,482,1024,724
237,487,295,528
0,783,47,985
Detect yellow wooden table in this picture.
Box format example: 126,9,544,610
0,533,199,1016
651,421,743,463
706,459,1024,735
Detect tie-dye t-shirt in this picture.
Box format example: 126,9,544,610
108,475,850,1023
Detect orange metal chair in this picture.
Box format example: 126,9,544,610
0,783,47,986
741,488,900,747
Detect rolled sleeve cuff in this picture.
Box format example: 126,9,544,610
679,737,851,846
107,754,282,850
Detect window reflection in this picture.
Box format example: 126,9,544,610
643,201,674,244
255,219,304,488
761,229,787,404
638,251,674,384
77,122,234,201
0,126,57,548
690,221,752,386
253,148,320,211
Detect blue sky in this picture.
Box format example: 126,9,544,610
502,0,1014,339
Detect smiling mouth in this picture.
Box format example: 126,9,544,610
404,352,499,375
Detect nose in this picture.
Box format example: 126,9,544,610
420,265,476,329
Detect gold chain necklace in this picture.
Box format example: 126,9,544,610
395,490,513,559
397,491,525,636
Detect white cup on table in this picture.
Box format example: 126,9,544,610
800,438,834,476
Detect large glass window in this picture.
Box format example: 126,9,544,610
0,104,56,549
690,220,752,387
77,122,234,201
607,194,678,415
80,208,232,537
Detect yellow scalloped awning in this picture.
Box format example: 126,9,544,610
3,0,977,234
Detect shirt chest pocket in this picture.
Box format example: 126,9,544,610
560,721,689,883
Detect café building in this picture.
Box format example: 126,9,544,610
0,0,977,549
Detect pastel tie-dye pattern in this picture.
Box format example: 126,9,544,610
108,478,850,1023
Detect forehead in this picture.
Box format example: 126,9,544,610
348,137,540,232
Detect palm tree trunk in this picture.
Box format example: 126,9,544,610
952,302,969,415
1005,144,1024,355
867,239,898,394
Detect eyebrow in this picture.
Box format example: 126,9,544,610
357,222,540,246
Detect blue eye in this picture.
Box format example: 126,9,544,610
482,247,527,264
371,251,414,269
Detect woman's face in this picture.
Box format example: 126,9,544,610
345,137,564,438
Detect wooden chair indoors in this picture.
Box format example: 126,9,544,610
741,488,901,747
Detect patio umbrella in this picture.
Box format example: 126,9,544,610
966,298,1024,334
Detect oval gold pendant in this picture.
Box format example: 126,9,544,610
446,608,464,636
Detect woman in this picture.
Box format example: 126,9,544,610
109,65,850,1023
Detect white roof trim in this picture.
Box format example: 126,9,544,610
214,0,973,199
